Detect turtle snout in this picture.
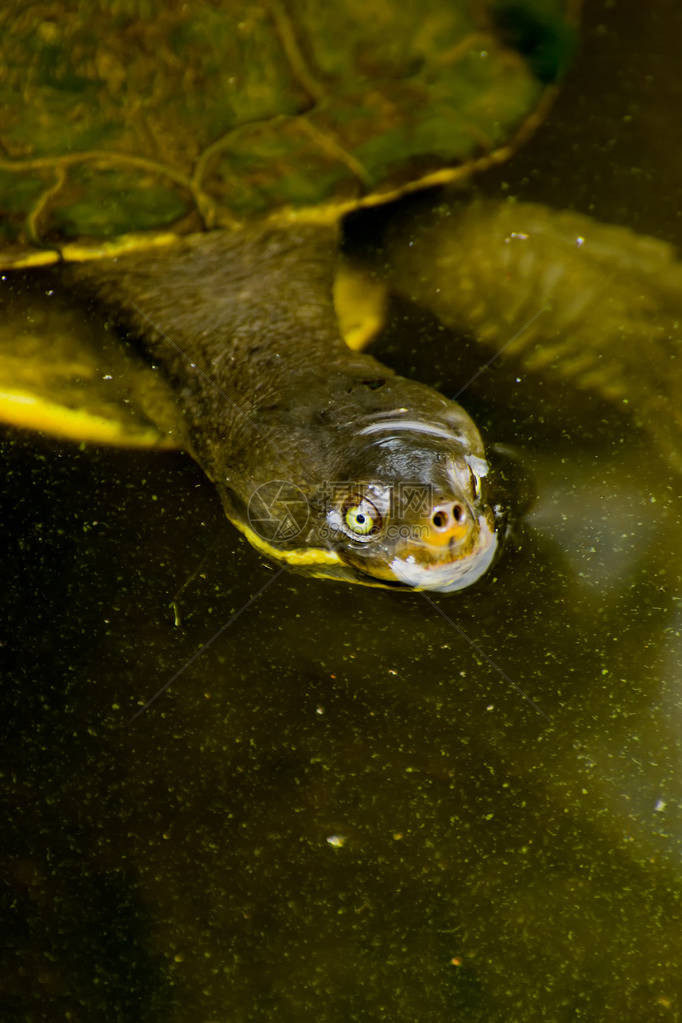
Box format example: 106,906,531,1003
424,499,474,548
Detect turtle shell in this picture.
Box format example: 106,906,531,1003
0,0,576,267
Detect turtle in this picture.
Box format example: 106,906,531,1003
1,0,681,593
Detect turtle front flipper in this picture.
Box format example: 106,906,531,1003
0,274,183,449
386,199,682,472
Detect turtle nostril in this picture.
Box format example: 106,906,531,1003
432,504,467,530
424,501,473,548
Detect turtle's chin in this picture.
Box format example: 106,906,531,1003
383,512,499,592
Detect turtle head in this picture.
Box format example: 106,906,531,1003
311,406,505,592
227,383,507,593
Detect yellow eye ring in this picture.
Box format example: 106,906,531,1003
343,497,380,537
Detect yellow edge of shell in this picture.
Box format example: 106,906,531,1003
1,140,525,270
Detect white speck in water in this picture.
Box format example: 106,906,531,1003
326,834,347,848
576,236,585,247
654,799,666,813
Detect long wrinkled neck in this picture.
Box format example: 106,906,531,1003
72,224,348,396
67,224,395,486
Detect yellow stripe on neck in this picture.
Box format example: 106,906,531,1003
232,516,342,568
231,516,419,589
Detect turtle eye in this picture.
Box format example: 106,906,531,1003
343,496,381,537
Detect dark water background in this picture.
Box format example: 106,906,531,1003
2,1,682,1020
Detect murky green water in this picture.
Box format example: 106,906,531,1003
3,2,682,1021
